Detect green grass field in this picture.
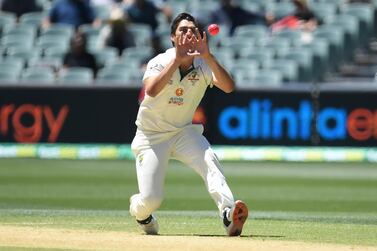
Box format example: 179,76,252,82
0,158,377,249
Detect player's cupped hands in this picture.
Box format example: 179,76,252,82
175,29,210,62
187,28,210,59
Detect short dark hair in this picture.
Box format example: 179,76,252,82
170,12,198,35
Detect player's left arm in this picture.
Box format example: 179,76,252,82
190,28,234,93
204,54,235,93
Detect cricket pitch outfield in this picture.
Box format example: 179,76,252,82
0,159,376,250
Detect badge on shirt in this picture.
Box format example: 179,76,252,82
175,88,184,96
150,63,164,72
187,70,200,85
168,88,184,106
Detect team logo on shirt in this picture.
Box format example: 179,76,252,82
169,88,184,106
188,71,200,85
175,88,184,96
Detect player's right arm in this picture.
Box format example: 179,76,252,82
144,32,192,97
144,58,180,97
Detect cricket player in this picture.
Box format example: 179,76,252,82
129,12,248,236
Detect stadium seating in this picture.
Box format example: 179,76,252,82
240,49,275,68
310,2,338,23
93,46,118,67
301,38,330,81
96,68,143,86
343,3,374,47
0,71,18,83
329,15,359,61
20,67,55,84
280,48,314,82
230,58,259,82
0,12,17,33
0,0,376,86
41,24,74,39
19,12,45,27
121,46,153,66
127,24,152,46
0,57,25,76
265,59,299,82
314,26,344,71
58,67,94,85
251,69,283,87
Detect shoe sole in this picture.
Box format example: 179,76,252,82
229,200,248,236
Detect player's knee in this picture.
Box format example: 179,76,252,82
203,149,225,183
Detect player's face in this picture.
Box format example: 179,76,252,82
174,20,197,40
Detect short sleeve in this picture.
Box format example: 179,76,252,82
201,60,214,88
143,56,164,81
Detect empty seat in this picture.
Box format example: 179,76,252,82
102,62,140,72
79,24,101,37
229,59,259,80
165,0,188,16
93,46,118,67
41,24,74,39
0,46,5,57
121,46,153,66
96,68,143,86
251,69,283,87
58,67,93,84
310,2,338,23
21,67,55,84
128,24,152,46
272,29,303,47
329,14,359,61
271,2,295,19
265,59,299,82
3,23,37,39
342,3,374,47
37,34,71,51
233,24,268,44
19,12,45,27
279,48,314,82
239,49,274,68
211,49,235,68
0,12,17,33
44,45,69,59
301,38,330,81
96,71,129,85
28,57,62,72
257,37,291,58
0,71,18,83
7,47,40,63
94,5,111,21
0,57,24,75
314,26,344,70
220,37,256,56
1,34,34,49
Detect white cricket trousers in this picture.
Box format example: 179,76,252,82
129,126,235,221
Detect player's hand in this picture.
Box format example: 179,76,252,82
175,31,195,62
188,28,210,59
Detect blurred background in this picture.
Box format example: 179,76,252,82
0,0,377,161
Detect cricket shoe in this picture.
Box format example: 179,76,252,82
137,214,159,235
223,200,248,236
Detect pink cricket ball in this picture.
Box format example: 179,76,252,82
208,24,220,36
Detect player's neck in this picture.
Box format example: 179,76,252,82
180,59,194,72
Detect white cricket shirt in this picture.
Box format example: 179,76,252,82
134,48,213,146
